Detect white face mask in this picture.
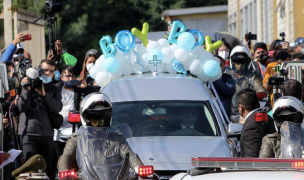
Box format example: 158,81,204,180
219,51,229,60
86,63,94,72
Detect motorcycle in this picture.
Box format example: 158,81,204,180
280,121,304,158
59,123,157,180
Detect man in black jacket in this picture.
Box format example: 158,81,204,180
53,65,97,177
18,59,63,179
238,89,276,157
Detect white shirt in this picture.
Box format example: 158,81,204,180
53,87,75,142
244,108,261,123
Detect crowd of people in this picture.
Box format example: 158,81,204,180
0,30,304,179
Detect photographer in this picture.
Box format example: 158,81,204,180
48,40,78,69
263,42,290,107
0,34,29,63
17,59,63,179
53,65,97,176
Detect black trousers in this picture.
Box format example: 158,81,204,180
52,141,66,176
20,135,54,180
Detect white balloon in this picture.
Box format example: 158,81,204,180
134,44,147,56
175,48,188,62
197,70,210,82
120,62,133,76
89,65,99,79
115,49,124,63
95,55,105,70
182,58,195,71
141,53,149,66
95,71,111,87
209,70,222,82
199,51,214,63
146,41,161,52
161,47,174,63
164,62,176,74
188,49,198,60
189,59,204,75
110,68,122,80
123,51,132,64
157,38,170,48
170,44,179,52
193,45,205,55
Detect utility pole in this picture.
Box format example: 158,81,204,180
4,0,12,47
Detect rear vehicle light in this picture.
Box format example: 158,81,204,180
68,110,81,123
294,162,304,169
192,157,304,170
255,111,268,124
256,92,267,99
59,170,78,179
138,166,154,177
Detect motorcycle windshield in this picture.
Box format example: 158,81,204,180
76,123,133,180
280,121,304,158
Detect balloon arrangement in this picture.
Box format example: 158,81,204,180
89,20,223,87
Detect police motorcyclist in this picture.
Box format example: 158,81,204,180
57,92,144,179
259,96,304,158
227,45,266,116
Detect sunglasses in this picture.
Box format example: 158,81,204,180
295,38,304,46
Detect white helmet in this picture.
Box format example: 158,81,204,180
273,96,304,129
230,45,252,67
79,92,112,128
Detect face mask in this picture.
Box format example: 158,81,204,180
256,54,268,64
219,51,229,60
40,74,53,84
277,51,289,60
63,80,74,88
301,48,304,55
54,70,61,81
235,63,249,73
86,63,94,71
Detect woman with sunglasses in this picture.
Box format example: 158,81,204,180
80,49,100,85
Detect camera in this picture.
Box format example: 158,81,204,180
45,0,62,14
13,59,44,90
22,67,45,89
268,68,288,86
245,32,257,41
279,32,286,41
245,32,257,50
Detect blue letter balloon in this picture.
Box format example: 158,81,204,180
177,32,195,51
99,35,117,58
189,29,204,48
104,57,120,73
167,20,187,45
115,30,135,53
203,60,220,77
147,49,164,61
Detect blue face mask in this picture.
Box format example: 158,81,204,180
54,70,61,81
63,80,74,88
40,74,53,84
